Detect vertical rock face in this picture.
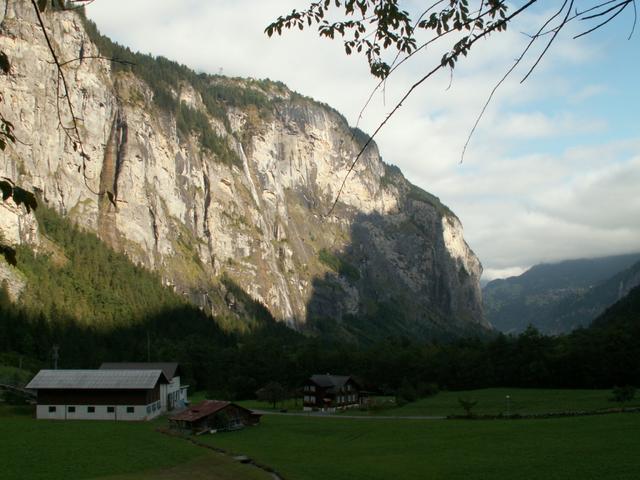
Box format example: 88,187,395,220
0,2,489,339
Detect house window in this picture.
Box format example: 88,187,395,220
147,405,151,414
68,406,76,413
107,406,115,413
126,406,134,414
310,385,316,392
152,403,157,412
48,406,56,413
87,406,95,413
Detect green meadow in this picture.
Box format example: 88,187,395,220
240,388,640,417
364,387,639,416
202,413,640,480
0,406,268,480
2,389,639,480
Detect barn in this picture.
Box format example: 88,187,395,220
26,369,169,421
169,400,261,434
100,362,188,411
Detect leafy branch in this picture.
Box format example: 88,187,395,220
268,0,637,214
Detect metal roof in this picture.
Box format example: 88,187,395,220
169,400,258,423
26,369,169,390
169,400,230,422
309,374,352,389
100,362,180,379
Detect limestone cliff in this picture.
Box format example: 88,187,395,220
0,1,489,339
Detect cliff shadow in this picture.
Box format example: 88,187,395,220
304,194,488,344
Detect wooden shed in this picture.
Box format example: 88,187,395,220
169,400,261,434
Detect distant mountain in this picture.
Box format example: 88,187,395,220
483,253,640,334
590,284,640,331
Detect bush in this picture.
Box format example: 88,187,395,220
1,388,29,405
318,248,360,282
396,378,418,404
458,397,478,417
417,382,439,398
610,385,636,403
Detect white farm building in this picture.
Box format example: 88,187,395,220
26,363,189,421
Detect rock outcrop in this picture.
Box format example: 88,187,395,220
0,1,488,339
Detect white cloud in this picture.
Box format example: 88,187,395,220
483,266,528,282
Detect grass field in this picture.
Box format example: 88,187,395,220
0,406,269,480
202,412,640,480
3,389,639,480
238,388,639,417
98,451,269,480
362,388,640,416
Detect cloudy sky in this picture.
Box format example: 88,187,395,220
86,1,640,280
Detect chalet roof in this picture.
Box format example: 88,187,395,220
100,362,180,379
309,374,354,390
26,369,169,390
169,400,257,423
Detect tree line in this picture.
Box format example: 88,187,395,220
0,206,638,399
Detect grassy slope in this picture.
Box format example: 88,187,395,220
203,413,640,480
0,408,268,480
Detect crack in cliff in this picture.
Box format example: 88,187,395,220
202,169,216,270
98,108,127,247
148,205,159,250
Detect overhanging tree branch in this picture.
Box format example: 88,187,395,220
268,0,637,214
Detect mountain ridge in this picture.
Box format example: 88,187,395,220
0,1,488,340
484,253,640,334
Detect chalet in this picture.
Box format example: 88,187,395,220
169,400,261,434
303,374,361,411
100,362,188,412
26,369,169,421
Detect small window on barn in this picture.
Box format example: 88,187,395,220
107,406,115,413
48,406,56,413
68,406,76,413
127,406,134,414
87,406,95,413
